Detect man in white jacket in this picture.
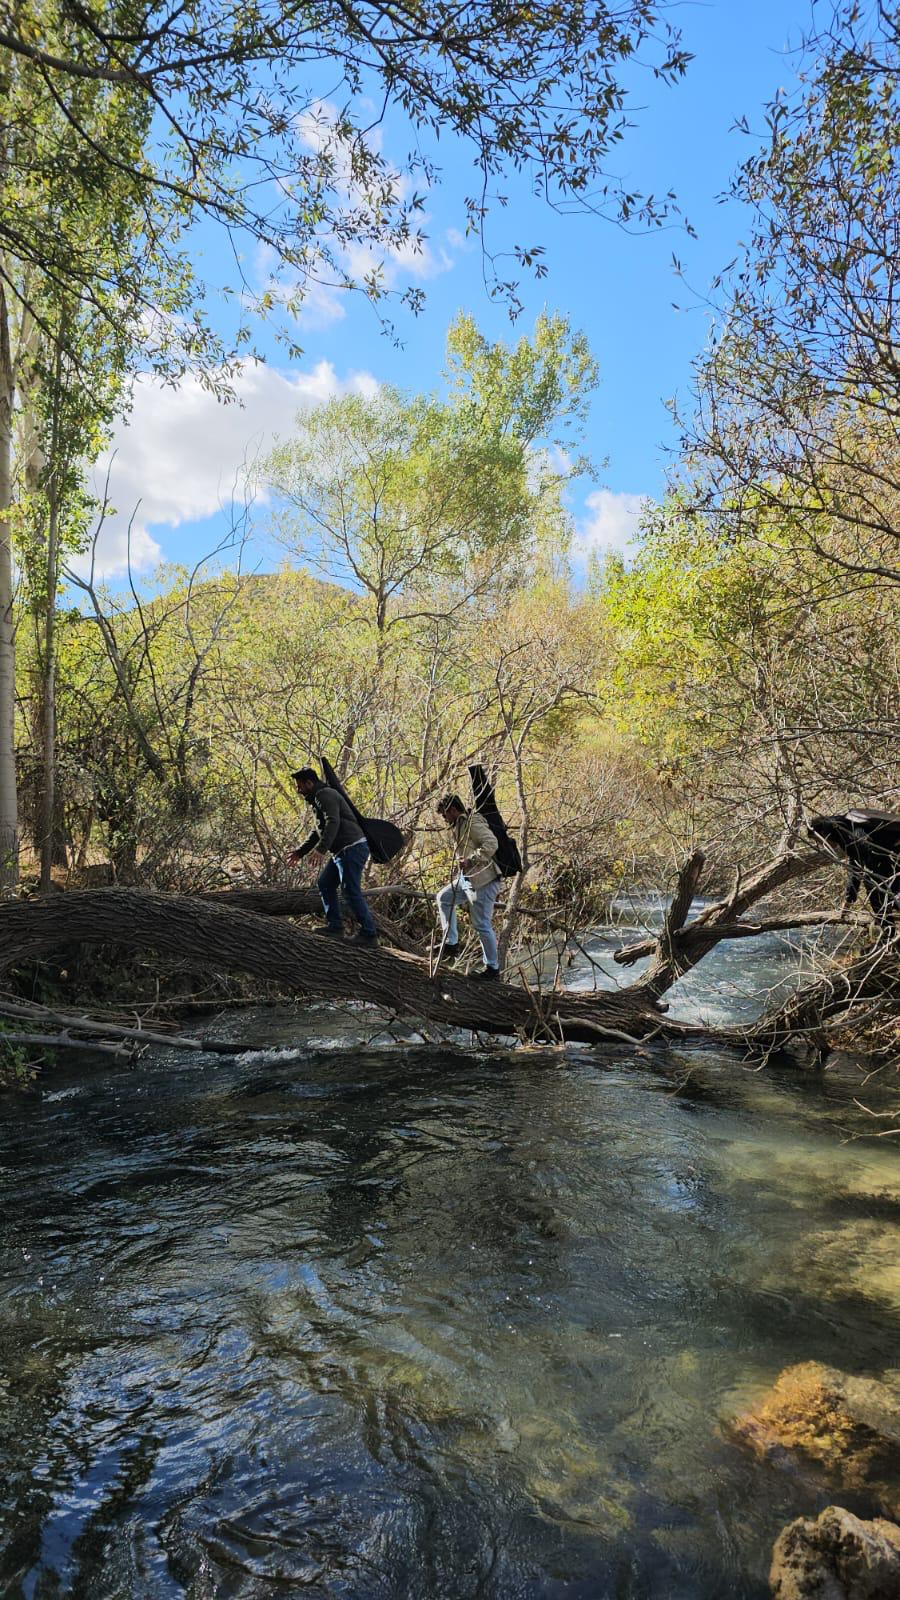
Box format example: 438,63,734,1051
436,793,502,980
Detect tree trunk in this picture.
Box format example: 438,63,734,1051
0,285,18,888
38,474,60,890
616,848,830,997
38,340,66,890
1,850,889,1059
0,887,667,1045
611,847,897,1054
210,859,891,1055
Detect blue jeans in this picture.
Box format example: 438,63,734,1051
437,876,500,968
318,840,377,936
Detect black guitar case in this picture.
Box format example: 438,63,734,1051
320,755,406,864
468,764,522,877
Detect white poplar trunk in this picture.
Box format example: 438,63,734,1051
0,285,18,887
39,477,59,891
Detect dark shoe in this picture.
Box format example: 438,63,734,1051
471,966,500,981
352,930,379,947
323,925,344,939
439,942,460,965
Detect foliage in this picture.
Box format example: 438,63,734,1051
0,1,691,345
0,5,210,384
262,313,594,642
677,0,900,586
596,4,900,875
0,1023,40,1089
604,491,900,858
18,539,642,908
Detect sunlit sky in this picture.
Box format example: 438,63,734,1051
92,0,814,583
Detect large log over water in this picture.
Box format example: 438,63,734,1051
0,888,665,1046
4,848,895,1060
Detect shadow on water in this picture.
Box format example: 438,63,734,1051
1,1001,898,1597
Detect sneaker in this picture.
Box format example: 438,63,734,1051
439,942,461,965
323,925,344,939
352,929,379,947
471,965,500,981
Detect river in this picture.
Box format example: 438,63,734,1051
1,925,898,1597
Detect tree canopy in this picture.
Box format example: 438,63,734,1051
1,0,691,352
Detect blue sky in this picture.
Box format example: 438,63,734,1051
92,0,814,582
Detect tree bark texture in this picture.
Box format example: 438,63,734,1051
4,848,892,1059
207,862,896,1055
0,285,18,887
0,887,666,1045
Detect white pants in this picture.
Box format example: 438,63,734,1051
437,876,501,968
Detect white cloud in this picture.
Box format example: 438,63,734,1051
574,489,649,559
285,99,453,325
385,233,454,282
239,105,453,337
78,520,164,580
82,359,378,577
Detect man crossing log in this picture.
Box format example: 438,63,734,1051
287,767,379,947
435,793,503,980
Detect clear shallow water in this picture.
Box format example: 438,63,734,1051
1,1013,899,1599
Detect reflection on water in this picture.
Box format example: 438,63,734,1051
1,1020,898,1597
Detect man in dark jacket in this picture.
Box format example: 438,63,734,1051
287,767,378,945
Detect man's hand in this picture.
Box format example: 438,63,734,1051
287,847,324,865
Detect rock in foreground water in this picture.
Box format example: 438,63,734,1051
769,1506,900,1599
730,1362,900,1517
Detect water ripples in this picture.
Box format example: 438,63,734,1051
1,1036,898,1596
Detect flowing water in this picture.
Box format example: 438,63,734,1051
1,929,898,1598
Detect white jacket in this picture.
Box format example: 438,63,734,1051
451,810,500,889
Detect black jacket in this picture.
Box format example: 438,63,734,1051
294,781,366,860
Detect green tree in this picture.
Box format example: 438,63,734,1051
604,495,900,857
678,1,900,586
262,313,596,760
0,1,689,890
0,7,202,886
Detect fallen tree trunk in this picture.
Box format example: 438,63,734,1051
203,886,323,916
0,887,666,1046
611,848,898,1059
204,884,416,916
6,856,894,1062
203,885,424,954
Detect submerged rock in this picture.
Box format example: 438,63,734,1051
516,1416,634,1530
799,1220,900,1317
729,1362,900,1518
769,1506,900,1599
